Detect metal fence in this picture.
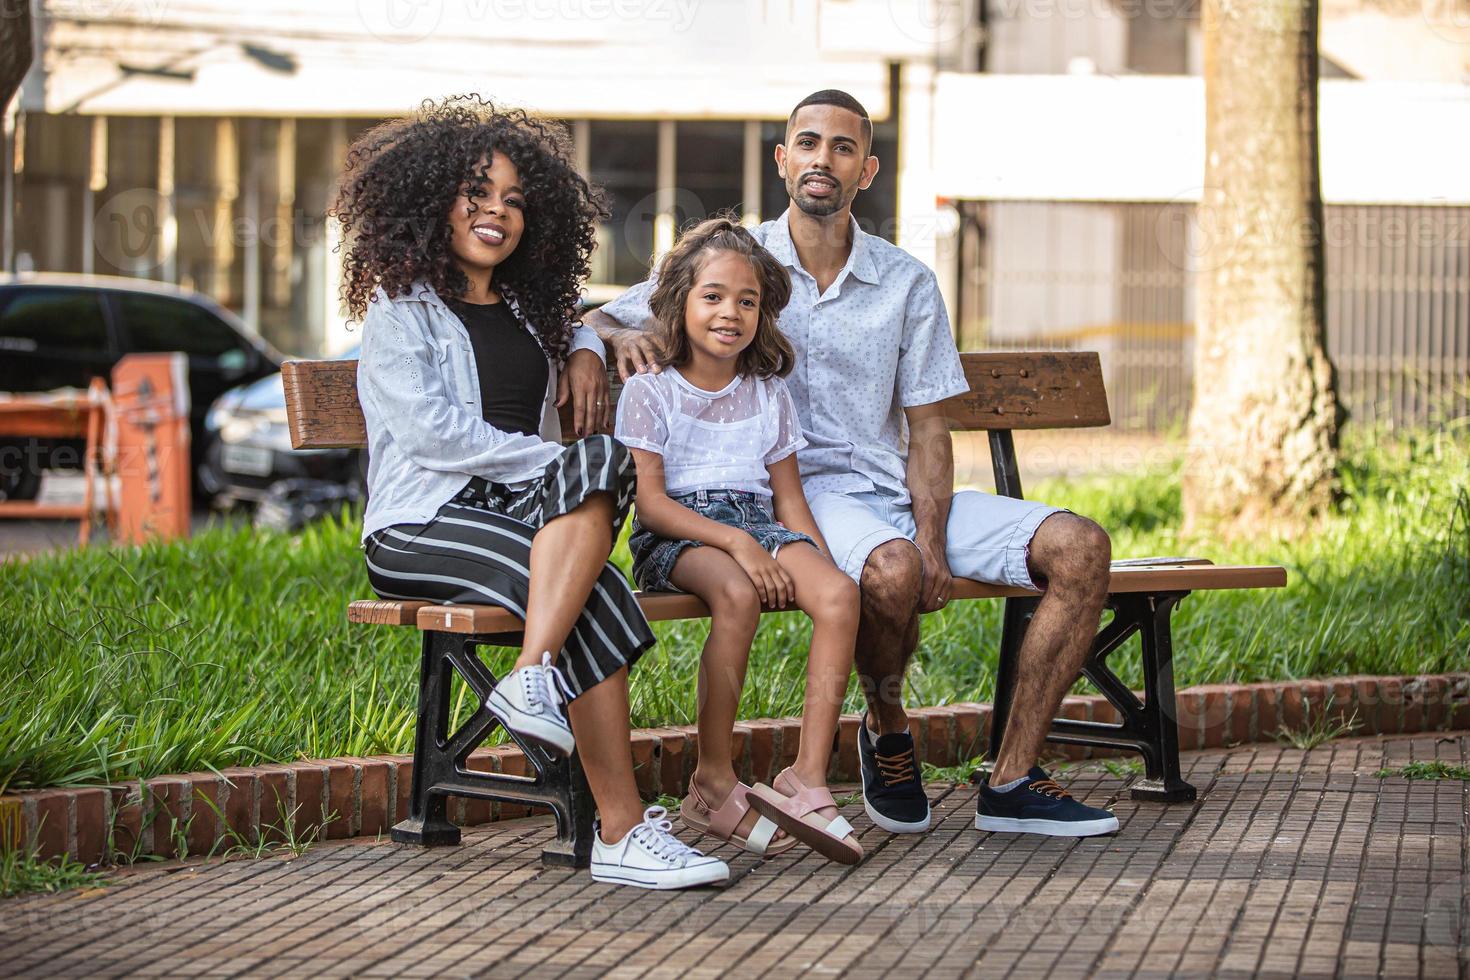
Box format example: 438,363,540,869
955,201,1470,432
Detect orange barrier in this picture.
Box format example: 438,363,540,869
0,379,115,545
112,354,192,545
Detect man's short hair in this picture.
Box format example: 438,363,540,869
786,89,873,154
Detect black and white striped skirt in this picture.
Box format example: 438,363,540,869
364,435,654,698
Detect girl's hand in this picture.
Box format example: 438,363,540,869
729,537,796,609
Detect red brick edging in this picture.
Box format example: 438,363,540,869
5,672,1467,867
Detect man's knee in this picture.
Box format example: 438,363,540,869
1031,514,1111,591
859,539,922,616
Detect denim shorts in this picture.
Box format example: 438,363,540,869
629,488,816,593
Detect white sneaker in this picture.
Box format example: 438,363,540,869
591,806,730,890
486,652,576,757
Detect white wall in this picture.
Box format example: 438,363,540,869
933,74,1470,206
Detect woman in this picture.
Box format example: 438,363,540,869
335,95,727,890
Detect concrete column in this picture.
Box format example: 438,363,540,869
895,61,958,331
322,118,352,356
654,119,675,260
242,119,261,334
273,117,296,306
157,116,177,281
81,116,107,275
741,120,761,227
1,100,15,272
211,117,239,303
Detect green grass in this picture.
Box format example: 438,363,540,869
1376,760,1470,781
2,431,1466,794
0,845,106,899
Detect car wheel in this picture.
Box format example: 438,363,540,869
0,442,43,502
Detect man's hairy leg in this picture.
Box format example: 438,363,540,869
991,513,1111,785
854,540,923,736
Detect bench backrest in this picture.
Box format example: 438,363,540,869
282,350,1109,499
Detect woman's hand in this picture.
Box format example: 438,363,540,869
557,348,611,436
729,537,796,610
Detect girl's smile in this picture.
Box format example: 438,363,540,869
682,250,762,382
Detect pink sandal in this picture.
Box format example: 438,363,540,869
680,780,800,857
746,767,865,865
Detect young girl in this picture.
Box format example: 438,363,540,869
616,217,864,864
338,96,728,890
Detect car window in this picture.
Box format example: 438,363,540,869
116,293,244,358
0,289,110,352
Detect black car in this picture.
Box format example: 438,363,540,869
0,274,283,501
197,345,366,507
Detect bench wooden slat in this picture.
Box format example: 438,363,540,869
282,360,366,449
347,599,430,626
352,562,1286,636
283,350,1111,451
944,352,1110,430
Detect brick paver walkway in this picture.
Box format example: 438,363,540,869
4,734,1466,978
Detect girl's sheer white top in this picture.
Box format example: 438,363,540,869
614,367,806,498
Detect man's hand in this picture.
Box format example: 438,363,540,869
609,327,660,382
916,535,954,613
582,309,661,381
556,348,611,436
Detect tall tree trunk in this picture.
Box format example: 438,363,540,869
1185,0,1342,535
0,1,32,106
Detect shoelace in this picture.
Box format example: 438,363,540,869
629,806,706,865
875,747,918,787
1028,778,1072,800
521,652,574,717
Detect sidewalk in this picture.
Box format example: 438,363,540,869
3,733,1465,978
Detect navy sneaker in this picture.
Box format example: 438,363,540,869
858,713,931,833
976,766,1119,837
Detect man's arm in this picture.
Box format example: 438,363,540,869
905,401,955,612
582,278,662,381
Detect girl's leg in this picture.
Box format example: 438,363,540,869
667,547,767,837
518,492,616,670
566,666,646,843
776,542,861,816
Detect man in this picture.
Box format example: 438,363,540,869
585,90,1118,838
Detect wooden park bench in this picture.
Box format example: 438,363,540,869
283,351,1286,868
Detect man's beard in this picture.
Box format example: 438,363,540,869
788,175,850,217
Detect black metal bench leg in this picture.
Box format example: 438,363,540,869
537,748,596,868
392,630,462,845
1129,594,1197,803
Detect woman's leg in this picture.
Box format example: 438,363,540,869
776,542,861,814
565,665,647,843
666,547,767,834
518,491,616,670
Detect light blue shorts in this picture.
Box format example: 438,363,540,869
807,488,1066,589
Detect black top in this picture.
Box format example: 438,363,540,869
446,298,549,437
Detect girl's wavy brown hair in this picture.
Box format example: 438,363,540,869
333,95,606,363
647,216,795,379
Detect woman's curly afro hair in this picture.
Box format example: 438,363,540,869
333,95,606,363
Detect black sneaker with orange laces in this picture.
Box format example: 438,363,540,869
857,713,931,833
976,766,1119,837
